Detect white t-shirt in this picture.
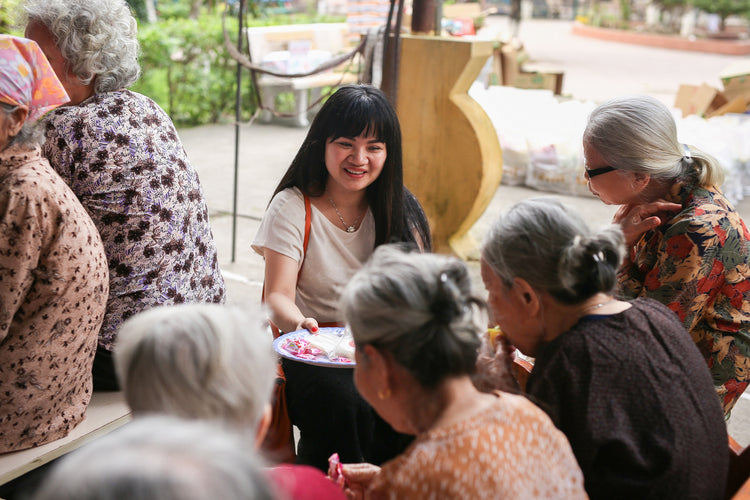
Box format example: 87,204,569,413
252,187,375,324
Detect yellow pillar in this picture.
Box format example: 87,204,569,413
396,35,503,257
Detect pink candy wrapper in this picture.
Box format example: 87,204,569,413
328,452,346,488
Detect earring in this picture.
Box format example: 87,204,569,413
377,388,391,400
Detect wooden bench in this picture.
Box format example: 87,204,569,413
246,23,360,127
0,391,131,487
729,435,750,499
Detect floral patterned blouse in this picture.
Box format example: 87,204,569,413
0,145,108,452
618,179,750,415
41,90,225,350
368,392,587,500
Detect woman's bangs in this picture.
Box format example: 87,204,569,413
329,98,390,142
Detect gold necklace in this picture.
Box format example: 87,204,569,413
326,194,364,233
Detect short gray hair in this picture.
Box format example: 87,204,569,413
0,102,43,147
481,197,625,304
583,95,723,187
24,0,140,93
33,416,274,500
341,244,487,388
114,304,276,437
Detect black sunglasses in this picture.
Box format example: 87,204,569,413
585,166,616,178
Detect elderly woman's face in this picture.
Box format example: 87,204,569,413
480,258,541,357
353,345,412,434
583,140,647,206
0,105,27,151
25,22,92,106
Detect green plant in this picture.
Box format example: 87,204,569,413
126,0,149,22
0,0,23,35
619,0,631,21
132,9,345,127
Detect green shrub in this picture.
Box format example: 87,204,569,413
132,12,254,126
0,0,23,35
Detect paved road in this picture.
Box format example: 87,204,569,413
482,17,742,105
180,18,750,438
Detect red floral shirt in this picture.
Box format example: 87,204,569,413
619,180,750,415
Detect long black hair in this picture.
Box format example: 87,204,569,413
272,84,431,250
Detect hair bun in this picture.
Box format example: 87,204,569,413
430,272,461,324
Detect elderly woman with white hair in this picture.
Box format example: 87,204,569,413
0,34,108,453
336,245,586,499
480,197,729,500
34,416,276,500
113,304,346,500
583,95,750,416
23,0,226,392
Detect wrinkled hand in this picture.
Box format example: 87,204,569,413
472,329,519,393
613,201,682,246
296,317,319,333
339,463,381,500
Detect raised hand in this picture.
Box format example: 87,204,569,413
613,201,682,246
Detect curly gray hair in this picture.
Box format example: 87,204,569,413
24,0,140,93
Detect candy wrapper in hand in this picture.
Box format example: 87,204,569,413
328,452,346,488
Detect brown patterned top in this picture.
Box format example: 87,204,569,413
368,392,587,500
0,144,108,453
41,90,225,350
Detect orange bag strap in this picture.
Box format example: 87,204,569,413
300,194,312,272
263,195,312,338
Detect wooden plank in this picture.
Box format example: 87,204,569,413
729,435,750,499
0,392,132,486
396,35,502,257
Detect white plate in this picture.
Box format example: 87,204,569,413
273,327,356,368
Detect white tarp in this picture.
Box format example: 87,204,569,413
470,83,750,205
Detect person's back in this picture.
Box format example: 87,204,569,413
528,297,728,499
371,391,586,499
0,145,108,452
41,89,225,350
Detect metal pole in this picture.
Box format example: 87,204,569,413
231,0,245,263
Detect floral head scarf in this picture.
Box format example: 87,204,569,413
0,34,69,122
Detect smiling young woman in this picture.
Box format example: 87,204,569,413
252,84,432,471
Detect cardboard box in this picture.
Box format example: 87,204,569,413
720,59,750,101
706,96,750,118
493,43,564,95
674,83,728,117
512,72,561,93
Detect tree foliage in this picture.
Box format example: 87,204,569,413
132,11,255,126
691,0,750,29
0,0,23,35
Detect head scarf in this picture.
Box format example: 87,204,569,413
0,34,69,122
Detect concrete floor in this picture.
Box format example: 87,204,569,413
178,17,750,445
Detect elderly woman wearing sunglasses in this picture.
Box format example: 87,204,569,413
583,94,750,417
